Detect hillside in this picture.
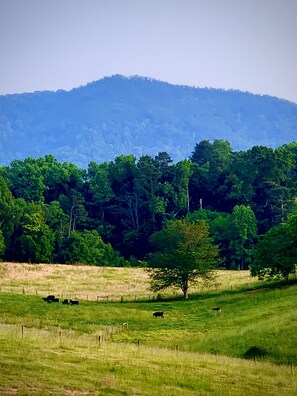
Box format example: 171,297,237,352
0,75,297,168
0,264,296,394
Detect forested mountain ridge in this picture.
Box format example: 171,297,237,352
1,75,297,168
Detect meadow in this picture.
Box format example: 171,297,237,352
0,262,296,395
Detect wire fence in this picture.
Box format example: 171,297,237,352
0,284,180,302
2,321,129,346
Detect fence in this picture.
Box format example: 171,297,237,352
0,284,179,302
14,321,129,346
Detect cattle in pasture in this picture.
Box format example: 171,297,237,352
42,295,56,302
212,307,221,312
51,297,59,303
70,299,79,305
153,311,164,318
62,299,69,305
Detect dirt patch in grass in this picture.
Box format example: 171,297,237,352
0,388,18,395
245,288,268,294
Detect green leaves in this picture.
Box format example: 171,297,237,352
251,216,297,282
0,139,296,268
8,158,47,202
59,230,127,266
148,219,218,299
0,229,5,258
229,205,258,269
18,201,55,263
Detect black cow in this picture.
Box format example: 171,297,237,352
212,307,221,312
51,297,59,303
153,311,164,318
42,295,55,302
70,299,79,305
62,299,69,305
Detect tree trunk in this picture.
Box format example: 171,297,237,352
182,288,189,300
186,184,190,214
69,204,75,236
182,275,189,300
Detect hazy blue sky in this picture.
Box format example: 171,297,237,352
1,0,297,103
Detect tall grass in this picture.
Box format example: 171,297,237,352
0,262,261,301
1,263,296,394
0,324,296,396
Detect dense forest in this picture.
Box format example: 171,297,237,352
1,75,297,168
0,139,296,272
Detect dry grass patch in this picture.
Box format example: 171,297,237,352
0,263,151,300
0,262,262,301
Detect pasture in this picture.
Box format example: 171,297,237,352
0,262,296,395
0,262,260,300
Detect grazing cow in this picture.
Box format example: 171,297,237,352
52,297,59,303
153,311,164,318
212,307,221,312
42,295,55,302
62,299,69,305
70,299,79,305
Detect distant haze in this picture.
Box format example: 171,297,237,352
1,75,297,168
0,0,297,104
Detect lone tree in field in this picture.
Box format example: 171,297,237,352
250,216,297,283
147,219,219,299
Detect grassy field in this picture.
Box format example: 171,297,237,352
0,262,260,300
0,262,296,395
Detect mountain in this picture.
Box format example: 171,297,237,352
0,75,297,168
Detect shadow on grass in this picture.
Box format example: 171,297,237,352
124,276,297,304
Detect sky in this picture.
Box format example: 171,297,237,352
0,0,297,103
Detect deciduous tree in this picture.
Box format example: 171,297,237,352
229,205,258,269
250,216,297,283
147,219,218,299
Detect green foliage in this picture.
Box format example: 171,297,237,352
17,202,55,263
229,205,258,269
0,176,17,243
187,207,258,270
0,229,5,258
59,189,88,235
243,346,268,360
88,161,114,204
44,201,69,241
7,158,47,202
0,138,296,267
59,230,127,266
171,160,192,213
148,219,219,298
251,216,297,282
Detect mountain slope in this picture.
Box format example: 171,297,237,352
0,75,297,168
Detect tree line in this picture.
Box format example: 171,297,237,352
0,139,296,280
